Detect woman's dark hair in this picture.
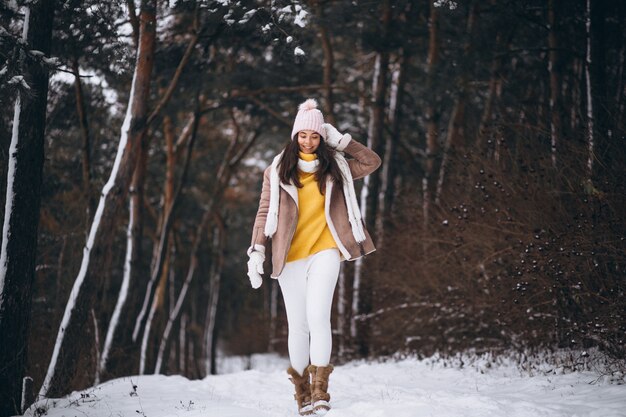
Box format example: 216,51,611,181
278,137,344,194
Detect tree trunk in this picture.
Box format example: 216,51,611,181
548,0,563,169
144,238,171,374
179,312,188,374
72,59,95,230
39,0,156,398
584,0,595,178
203,215,225,376
588,0,610,181
435,1,478,205
0,1,54,414
423,0,440,229
97,122,148,382
375,49,407,246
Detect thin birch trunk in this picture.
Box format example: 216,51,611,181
39,1,157,398
140,254,167,375
154,227,200,375
90,308,100,382
375,50,407,246
203,215,225,376
615,36,625,136
97,127,147,381
97,191,134,383
179,312,188,374
363,53,389,234
147,243,171,374
588,0,609,178
423,0,440,230
548,0,562,169
585,0,595,177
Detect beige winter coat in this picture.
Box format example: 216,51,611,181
249,139,382,278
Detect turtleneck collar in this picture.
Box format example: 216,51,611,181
299,151,318,161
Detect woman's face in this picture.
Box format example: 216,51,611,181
297,130,321,154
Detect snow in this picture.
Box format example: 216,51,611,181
434,0,458,10
275,4,308,28
239,9,257,24
294,46,305,56
24,353,626,417
293,9,308,28
7,75,30,89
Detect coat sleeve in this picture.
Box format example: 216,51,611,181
247,166,271,255
341,138,382,180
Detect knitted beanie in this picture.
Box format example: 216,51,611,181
290,98,327,140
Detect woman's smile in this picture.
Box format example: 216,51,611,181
298,130,321,154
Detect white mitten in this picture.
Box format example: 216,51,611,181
322,123,351,151
246,245,265,289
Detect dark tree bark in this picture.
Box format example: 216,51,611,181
71,59,95,230
0,1,55,415
423,0,440,228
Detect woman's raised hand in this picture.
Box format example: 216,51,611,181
322,123,351,151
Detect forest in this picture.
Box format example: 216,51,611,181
0,0,624,415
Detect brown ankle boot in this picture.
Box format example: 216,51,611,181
307,364,334,414
287,367,314,416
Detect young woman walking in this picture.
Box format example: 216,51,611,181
246,98,381,415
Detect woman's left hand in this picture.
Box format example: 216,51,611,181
322,123,351,151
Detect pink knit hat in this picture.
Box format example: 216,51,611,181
291,98,327,140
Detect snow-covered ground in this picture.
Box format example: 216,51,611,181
24,352,626,417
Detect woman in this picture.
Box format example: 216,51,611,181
246,98,381,415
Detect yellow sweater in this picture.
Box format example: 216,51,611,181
286,152,338,262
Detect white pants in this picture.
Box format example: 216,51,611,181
277,248,340,376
